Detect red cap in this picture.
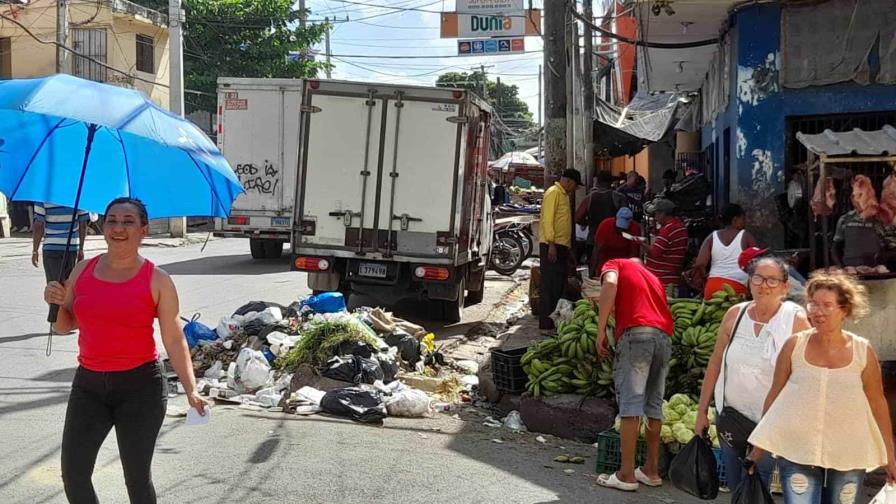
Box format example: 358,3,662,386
738,247,770,270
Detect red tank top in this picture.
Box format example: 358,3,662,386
73,256,159,371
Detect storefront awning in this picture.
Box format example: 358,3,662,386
594,93,681,157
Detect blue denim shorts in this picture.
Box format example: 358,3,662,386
614,327,672,419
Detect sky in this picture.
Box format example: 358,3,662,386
305,0,546,124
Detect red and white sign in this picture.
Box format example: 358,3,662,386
224,91,248,110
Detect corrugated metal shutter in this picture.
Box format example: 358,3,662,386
72,28,107,82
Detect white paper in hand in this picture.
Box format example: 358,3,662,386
185,406,210,426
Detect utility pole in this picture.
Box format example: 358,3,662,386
543,0,567,178
479,64,487,99
538,64,543,160
324,17,332,78
56,0,68,73
582,0,595,187
169,0,187,237
299,0,306,29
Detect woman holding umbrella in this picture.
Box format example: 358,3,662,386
44,197,207,503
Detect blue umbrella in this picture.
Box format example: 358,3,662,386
0,74,244,348
0,74,243,217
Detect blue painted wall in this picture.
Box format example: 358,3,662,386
700,2,896,243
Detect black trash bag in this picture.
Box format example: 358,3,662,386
377,357,399,384
321,356,384,385
337,340,374,359
232,301,286,317
320,388,387,423
241,318,268,337
384,331,421,364
731,471,774,504
668,436,719,500
257,323,289,341
285,301,304,319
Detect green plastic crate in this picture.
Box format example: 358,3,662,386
594,430,647,474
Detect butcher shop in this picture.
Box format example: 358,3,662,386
799,126,896,362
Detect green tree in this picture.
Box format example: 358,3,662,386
175,0,328,110
435,71,534,126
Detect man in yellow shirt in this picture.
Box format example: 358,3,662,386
538,168,583,329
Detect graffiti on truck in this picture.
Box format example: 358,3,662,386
235,160,279,195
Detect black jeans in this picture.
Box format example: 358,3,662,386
43,250,77,283
62,361,167,504
538,243,569,329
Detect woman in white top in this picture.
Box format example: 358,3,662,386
694,204,759,299
694,256,811,491
748,271,896,504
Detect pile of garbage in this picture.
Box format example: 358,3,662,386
178,292,475,424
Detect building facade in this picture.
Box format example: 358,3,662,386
0,0,170,107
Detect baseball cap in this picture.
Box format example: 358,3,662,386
561,169,583,186
615,207,634,229
738,246,769,270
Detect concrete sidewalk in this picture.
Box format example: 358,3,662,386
0,233,215,260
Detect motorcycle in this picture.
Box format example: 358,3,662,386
489,219,534,276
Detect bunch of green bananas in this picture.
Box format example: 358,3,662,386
521,299,616,399
665,285,744,399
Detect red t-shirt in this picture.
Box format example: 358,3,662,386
594,217,641,273
601,258,674,338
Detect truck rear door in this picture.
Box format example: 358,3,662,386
218,80,301,228
297,81,463,261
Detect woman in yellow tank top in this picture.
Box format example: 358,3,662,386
747,271,896,504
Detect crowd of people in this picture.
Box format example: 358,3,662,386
538,168,689,330
593,253,895,503
538,168,896,502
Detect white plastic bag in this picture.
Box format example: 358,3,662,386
236,348,272,392
549,298,576,326
216,318,241,340
384,387,431,417
203,360,224,379
870,484,896,504
502,410,526,431
266,331,302,356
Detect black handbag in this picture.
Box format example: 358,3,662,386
716,305,758,454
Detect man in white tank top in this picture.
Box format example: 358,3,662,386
693,204,758,299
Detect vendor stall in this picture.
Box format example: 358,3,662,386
799,125,896,359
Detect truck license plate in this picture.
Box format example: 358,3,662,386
358,262,387,278
271,217,290,227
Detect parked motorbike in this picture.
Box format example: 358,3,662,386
489,219,534,276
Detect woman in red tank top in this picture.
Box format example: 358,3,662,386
44,198,207,503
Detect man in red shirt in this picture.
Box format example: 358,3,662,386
596,258,673,492
591,207,641,276
644,199,687,295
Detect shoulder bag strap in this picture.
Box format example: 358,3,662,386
721,303,750,410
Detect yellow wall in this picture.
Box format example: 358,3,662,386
0,0,170,108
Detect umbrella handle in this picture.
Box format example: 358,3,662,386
48,304,60,323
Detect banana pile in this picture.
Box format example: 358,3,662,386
667,285,743,399
521,300,615,399
520,287,744,402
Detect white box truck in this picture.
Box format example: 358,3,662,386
290,79,494,322
215,78,303,259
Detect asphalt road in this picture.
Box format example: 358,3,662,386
0,237,729,504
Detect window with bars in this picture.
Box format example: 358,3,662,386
136,34,154,74
72,28,107,82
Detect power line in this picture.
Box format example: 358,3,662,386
568,4,719,49
0,11,170,88
330,50,542,59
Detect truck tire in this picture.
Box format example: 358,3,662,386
443,278,465,324
249,238,267,259
263,240,284,259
